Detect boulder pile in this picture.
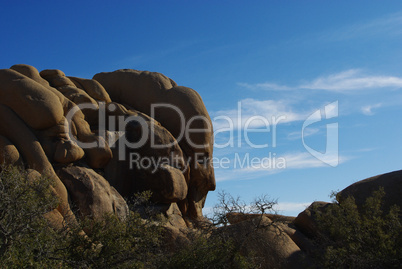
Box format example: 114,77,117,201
0,64,215,229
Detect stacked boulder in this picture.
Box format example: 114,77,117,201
0,64,216,229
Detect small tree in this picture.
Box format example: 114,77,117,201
209,190,277,227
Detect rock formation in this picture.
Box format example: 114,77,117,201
0,64,215,230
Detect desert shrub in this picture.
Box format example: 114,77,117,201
0,165,165,268
0,166,279,269
313,187,402,268
163,232,252,269
0,165,64,268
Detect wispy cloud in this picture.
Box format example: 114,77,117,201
237,82,293,91
287,128,320,140
320,12,402,42
360,103,383,115
239,69,402,92
301,70,402,92
212,98,308,130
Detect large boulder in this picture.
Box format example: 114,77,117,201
56,164,128,220
68,76,112,104
337,170,402,216
103,103,189,203
293,201,331,238
94,69,216,219
40,69,99,126
0,68,64,130
0,135,22,166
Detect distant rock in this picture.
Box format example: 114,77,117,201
215,216,306,269
337,170,402,216
294,201,332,238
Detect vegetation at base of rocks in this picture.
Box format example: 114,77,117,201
0,166,254,268
312,187,402,269
0,165,164,268
0,165,60,267
163,232,254,269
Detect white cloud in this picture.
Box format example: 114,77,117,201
361,103,382,115
237,82,293,91
301,70,402,91
239,69,402,93
320,12,402,42
212,98,307,131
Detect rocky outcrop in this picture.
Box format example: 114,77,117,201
0,64,215,229
337,170,402,217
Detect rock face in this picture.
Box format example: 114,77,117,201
294,201,331,238
93,69,216,220
56,165,128,220
0,64,215,229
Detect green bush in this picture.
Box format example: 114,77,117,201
0,165,165,268
0,165,62,268
313,187,402,268
163,232,252,269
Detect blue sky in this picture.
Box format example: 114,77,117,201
2,1,402,216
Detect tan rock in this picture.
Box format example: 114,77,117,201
34,117,85,164
8,65,86,164
94,70,216,219
294,201,331,238
68,76,112,103
0,104,77,227
226,212,296,225
104,103,189,203
0,135,22,166
0,69,64,130
276,222,315,254
56,165,128,220
41,69,99,126
11,64,53,89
